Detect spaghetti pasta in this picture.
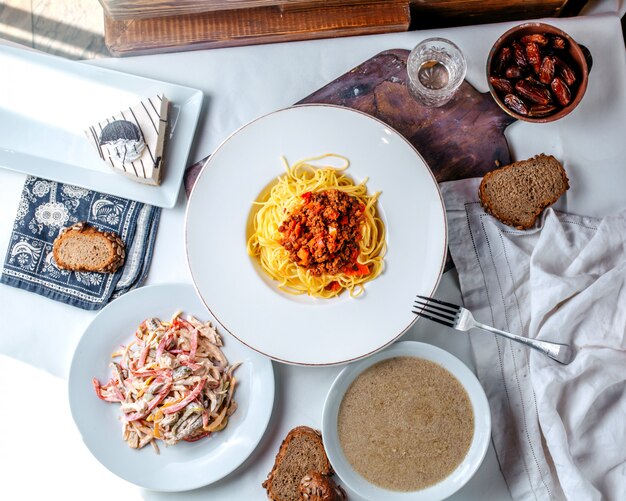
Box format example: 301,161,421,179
247,154,386,298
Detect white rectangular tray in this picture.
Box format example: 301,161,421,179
0,45,203,208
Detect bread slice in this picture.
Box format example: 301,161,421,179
479,154,569,229
262,426,333,501
53,222,125,273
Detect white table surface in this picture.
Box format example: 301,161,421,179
2,12,626,501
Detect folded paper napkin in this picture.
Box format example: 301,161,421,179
1,176,160,310
441,178,626,501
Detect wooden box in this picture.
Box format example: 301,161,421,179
103,0,411,56
409,0,588,29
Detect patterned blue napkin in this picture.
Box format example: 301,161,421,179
1,176,160,310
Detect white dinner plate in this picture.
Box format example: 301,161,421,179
68,283,274,491
0,45,203,208
186,105,447,366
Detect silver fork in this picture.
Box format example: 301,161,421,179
413,295,575,365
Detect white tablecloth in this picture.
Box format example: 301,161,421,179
443,179,626,500
1,12,625,501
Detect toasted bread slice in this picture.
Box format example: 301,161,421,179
479,154,569,229
262,426,333,501
53,222,125,273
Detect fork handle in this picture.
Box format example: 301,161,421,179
473,322,575,365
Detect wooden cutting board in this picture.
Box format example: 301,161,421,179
298,49,516,182
185,48,515,193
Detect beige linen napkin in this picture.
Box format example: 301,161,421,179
441,178,626,501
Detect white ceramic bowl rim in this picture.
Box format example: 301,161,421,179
322,341,491,501
184,104,448,366
486,21,589,123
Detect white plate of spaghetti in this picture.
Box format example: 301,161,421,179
186,105,447,366
68,283,274,491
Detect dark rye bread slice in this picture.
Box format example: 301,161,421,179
53,222,125,273
262,426,333,501
479,154,569,230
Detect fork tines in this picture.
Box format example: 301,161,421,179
412,295,459,328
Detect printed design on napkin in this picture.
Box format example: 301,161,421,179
1,176,160,310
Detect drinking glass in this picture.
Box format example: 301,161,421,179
407,38,467,107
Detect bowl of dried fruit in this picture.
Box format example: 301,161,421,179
487,22,590,123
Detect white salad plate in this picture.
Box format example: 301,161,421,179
68,283,275,492
186,104,447,366
0,45,203,208
322,341,491,500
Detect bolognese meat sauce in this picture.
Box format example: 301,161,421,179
278,189,369,277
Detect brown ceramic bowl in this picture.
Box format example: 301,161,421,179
486,22,589,123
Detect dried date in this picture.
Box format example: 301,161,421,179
551,77,572,106
489,76,513,94
525,75,543,86
551,36,567,50
526,42,542,74
528,104,557,118
505,65,524,79
515,80,552,105
554,56,577,86
494,46,512,75
539,56,556,84
512,42,528,69
560,66,576,86
504,93,529,116
521,34,548,46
